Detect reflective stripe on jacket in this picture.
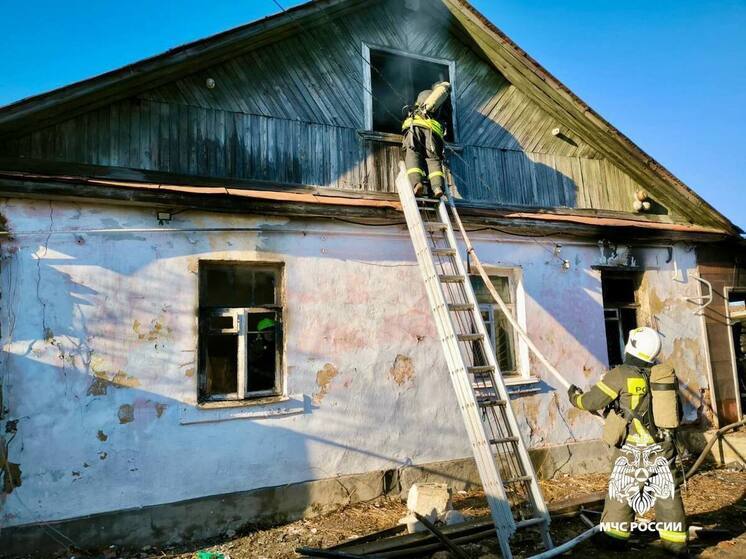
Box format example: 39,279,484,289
570,364,655,444
402,116,444,138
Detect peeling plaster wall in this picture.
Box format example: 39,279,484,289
635,247,713,423
0,199,710,527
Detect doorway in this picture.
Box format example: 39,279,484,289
601,271,641,367
728,289,746,414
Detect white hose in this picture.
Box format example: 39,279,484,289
447,202,571,390
447,200,604,425
527,525,602,559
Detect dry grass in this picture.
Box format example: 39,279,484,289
35,467,746,559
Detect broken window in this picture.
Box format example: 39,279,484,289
470,274,517,376
367,48,455,142
601,272,640,367
198,262,282,401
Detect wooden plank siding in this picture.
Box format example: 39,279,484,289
697,244,746,426
0,0,653,215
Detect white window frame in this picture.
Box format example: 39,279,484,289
362,43,458,139
470,266,532,382
198,262,284,403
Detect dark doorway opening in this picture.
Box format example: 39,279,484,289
601,272,641,367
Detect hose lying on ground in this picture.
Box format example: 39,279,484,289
685,417,746,480
526,525,602,559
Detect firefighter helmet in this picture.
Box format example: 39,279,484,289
257,318,276,332
625,327,661,363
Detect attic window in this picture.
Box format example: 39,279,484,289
365,47,456,142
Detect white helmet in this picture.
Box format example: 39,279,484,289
625,327,662,363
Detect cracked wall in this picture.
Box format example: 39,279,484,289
0,198,711,528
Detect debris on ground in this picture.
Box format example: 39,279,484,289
24,467,746,559
400,482,455,534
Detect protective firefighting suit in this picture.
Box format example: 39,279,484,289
569,354,688,556
402,83,450,197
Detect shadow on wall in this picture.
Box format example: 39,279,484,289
0,222,488,552
0,348,478,552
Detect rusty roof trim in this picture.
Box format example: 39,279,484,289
0,0,738,235
0,168,730,237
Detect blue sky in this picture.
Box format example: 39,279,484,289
1,0,743,230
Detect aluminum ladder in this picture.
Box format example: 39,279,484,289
396,169,553,558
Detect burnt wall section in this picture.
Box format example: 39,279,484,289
0,0,652,214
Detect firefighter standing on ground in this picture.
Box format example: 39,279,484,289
402,81,451,198
568,327,688,556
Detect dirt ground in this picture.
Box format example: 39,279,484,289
40,466,746,559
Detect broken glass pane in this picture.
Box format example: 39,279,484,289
208,315,235,332
494,314,516,374
204,334,238,395
200,263,278,307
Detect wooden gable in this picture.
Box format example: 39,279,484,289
0,0,737,234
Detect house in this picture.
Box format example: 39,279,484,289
0,0,744,553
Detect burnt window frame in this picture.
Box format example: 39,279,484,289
362,44,458,142
197,261,284,403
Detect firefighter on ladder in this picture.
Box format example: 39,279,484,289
568,327,689,557
402,81,451,198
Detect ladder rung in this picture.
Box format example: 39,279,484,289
468,365,494,374
432,248,457,257
439,274,464,283
448,303,473,312
477,396,506,407
489,436,518,445
423,222,448,232
415,197,440,205
504,475,532,484
516,517,549,529
457,334,483,342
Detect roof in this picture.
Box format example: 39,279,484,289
0,0,739,235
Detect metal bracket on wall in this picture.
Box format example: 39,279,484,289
686,275,713,315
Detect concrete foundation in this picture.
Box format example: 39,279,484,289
0,439,611,557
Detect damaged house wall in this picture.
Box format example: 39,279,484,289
636,248,715,424
0,198,711,534
0,1,736,552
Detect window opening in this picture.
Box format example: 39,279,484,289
198,262,282,401
368,48,455,141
